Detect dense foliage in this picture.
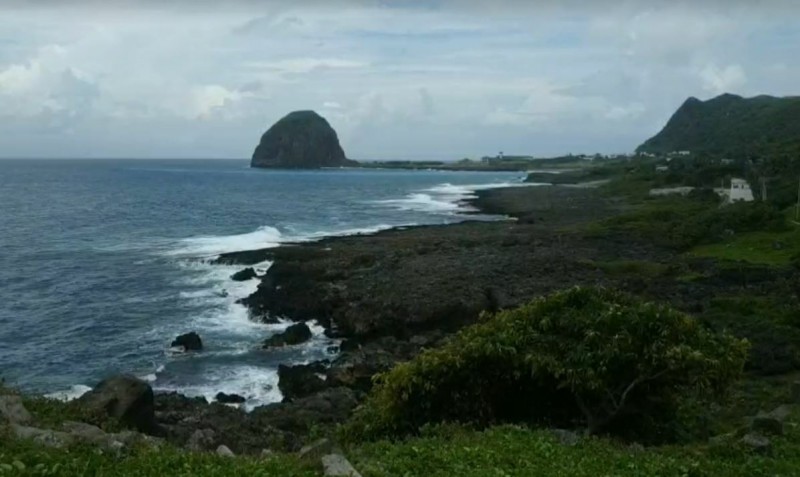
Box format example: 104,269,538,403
637,93,800,157
344,287,747,442
599,196,787,250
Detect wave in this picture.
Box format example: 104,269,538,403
166,226,284,258
373,180,532,214
45,384,92,401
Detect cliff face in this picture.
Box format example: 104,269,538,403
637,93,800,156
251,111,357,169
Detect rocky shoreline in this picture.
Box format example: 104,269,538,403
52,184,795,456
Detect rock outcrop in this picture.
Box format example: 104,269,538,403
171,332,203,351
263,323,312,348
251,111,357,169
77,375,158,434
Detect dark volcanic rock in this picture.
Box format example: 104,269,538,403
251,111,357,169
171,332,203,351
278,363,329,400
231,267,257,281
215,392,246,404
251,387,358,435
263,322,312,348
78,375,157,434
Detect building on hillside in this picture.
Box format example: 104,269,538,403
729,178,754,202
655,165,669,173
720,158,734,165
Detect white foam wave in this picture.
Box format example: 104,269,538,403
373,180,532,215
45,384,92,401
166,226,284,258
154,365,281,412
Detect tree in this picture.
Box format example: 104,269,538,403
344,287,748,441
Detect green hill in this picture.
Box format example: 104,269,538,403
637,93,800,157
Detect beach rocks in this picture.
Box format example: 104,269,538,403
278,363,328,400
215,392,246,404
0,395,32,425
263,323,312,348
741,432,771,453
186,429,217,452
231,268,258,281
171,332,203,351
77,375,157,434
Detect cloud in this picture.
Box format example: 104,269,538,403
699,64,747,94
0,1,798,159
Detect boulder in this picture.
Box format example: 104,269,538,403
251,111,357,169
231,268,258,281
216,444,235,457
550,429,580,446
215,392,246,404
186,429,216,452
322,453,363,477
751,415,783,435
171,332,203,351
0,395,32,425
77,375,157,434
740,432,771,454
278,363,328,400
11,425,73,448
263,323,312,348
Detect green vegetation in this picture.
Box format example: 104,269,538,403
579,259,672,278
344,287,747,442
0,437,315,477
349,423,800,477
691,227,800,266
637,93,800,157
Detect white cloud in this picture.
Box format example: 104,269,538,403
0,2,798,159
699,64,747,95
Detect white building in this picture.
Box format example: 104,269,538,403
729,178,754,202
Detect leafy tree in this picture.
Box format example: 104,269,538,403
344,287,747,442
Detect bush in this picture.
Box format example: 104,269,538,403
344,287,747,442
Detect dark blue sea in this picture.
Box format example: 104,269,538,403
0,159,523,408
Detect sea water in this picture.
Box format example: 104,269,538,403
0,159,524,408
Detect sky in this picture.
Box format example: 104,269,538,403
0,0,798,160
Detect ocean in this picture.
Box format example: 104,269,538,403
0,159,523,409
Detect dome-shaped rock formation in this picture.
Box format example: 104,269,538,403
251,111,357,169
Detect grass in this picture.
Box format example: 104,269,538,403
348,423,800,477
0,436,316,477
690,227,800,266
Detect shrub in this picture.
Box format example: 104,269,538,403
344,287,748,442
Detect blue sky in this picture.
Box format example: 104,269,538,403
0,0,798,160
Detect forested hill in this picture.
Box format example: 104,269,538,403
637,93,800,157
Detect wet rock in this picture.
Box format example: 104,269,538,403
216,444,235,457
0,395,32,425
741,433,771,454
215,392,246,404
298,438,334,462
278,363,328,400
171,332,203,351
322,454,363,477
186,429,216,452
77,375,157,434
263,323,312,348
231,268,258,281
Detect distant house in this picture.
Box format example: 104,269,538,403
669,150,691,156
720,158,734,165
729,178,754,202
655,165,669,173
